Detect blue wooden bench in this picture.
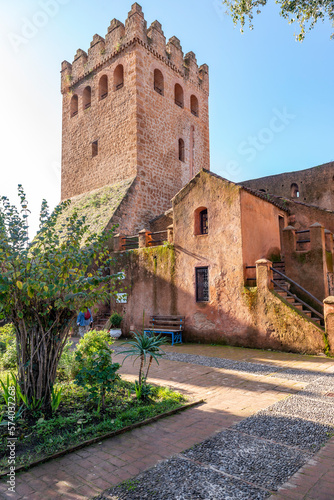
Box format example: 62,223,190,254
144,315,184,346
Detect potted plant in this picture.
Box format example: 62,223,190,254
109,312,123,339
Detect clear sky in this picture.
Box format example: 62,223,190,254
1,0,333,237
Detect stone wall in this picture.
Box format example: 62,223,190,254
242,161,334,210
61,3,209,233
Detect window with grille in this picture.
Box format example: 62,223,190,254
196,267,209,302
200,209,208,234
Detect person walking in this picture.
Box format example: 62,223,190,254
77,308,93,337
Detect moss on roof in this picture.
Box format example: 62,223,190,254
56,178,135,242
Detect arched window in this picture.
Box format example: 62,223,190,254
83,86,91,109
114,64,124,90
178,138,185,162
99,75,108,100
194,207,208,235
70,94,78,117
175,83,184,108
291,183,299,198
190,95,199,117
154,69,164,95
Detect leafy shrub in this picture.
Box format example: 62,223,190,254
0,324,15,347
110,312,123,328
74,330,120,412
2,341,17,369
57,341,78,381
0,341,6,354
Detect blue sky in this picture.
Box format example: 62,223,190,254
1,0,333,236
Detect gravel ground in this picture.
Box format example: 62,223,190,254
267,394,334,426
98,350,334,500
234,411,334,452
114,347,329,383
93,457,269,500
183,429,311,491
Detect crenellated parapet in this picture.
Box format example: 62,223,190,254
61,3,209,93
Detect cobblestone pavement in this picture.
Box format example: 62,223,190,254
1,343,334,499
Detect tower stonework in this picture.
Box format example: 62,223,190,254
61,3,210,232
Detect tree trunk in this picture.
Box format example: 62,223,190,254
139,354,145,385
145,355,153,381
15,314,72,415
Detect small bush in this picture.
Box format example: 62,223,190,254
2,342,17,369
75,330,120,412
57,341,78,381
110,312,123,328
0,324,15,347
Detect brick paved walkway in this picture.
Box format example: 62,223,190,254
1,343,334,499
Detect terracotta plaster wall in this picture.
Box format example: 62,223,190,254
171,172,256,344
247,286,325,355
111,247,176,334
240,190,287,266
242,161,334,210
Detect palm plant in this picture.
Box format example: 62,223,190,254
120,332,168,385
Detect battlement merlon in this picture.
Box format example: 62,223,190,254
62,3,209,92
147,21,166,57
61,60,72,94
88,34,105,68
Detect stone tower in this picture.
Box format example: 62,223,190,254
60,3,210,232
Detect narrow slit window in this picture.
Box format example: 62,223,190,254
179,138,185,162
175,83,184,108
99,75,108,100
196,267,209,302
190,95,199,117
291,183,299,198
70,94,78,117
83,86,91,109
92,140,98,157
114,64,124,90
154,69,164,95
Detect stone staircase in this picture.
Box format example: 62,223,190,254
272,262,323,327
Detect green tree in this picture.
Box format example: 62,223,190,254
222,0,334,41
0,186,121,414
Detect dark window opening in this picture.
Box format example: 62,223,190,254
114,64,124,90
196,267,209,302
83,86,91,109
179,138,185,162
190,95,199,117
92,141,98,157
200,209,208,234
259,189,266,193
175,83,184,108
99,75,108,100
154,69,164,95
70,94,78,117
291,183,299,198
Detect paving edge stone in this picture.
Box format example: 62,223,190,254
0,399,204,479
